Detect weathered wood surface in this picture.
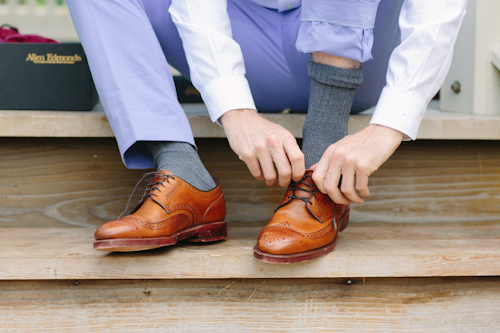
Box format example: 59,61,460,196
354,140,500,226
2,101,500,139
1,224,500,279
0,138,499,227
0,277,498,332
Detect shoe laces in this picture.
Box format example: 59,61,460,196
118,171,175,218
275,173,338,229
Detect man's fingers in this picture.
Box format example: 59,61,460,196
340,166,363,204
270,146,293,187
355,173,370,197
257,152,277,187
323,167,349,205
283,139,305,182
311,157,329,194
241,155,265,181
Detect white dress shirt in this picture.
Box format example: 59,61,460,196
169,0,468,140
370,0,468,140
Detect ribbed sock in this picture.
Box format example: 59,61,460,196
145,141,216,191
302,62,364,169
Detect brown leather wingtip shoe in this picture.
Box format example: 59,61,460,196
94,170,227,252
254,170,349,264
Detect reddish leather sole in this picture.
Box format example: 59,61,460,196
253,210,350,264
93,220,227,252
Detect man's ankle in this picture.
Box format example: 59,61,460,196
312,52,360,69
144,141,216,191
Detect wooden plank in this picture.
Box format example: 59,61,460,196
353,140,500,226
0,138,499,228
0,277,499,332
2,101,500,139
0,225,500,280
0,138,146,228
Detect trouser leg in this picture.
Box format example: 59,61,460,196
296,0,401,168
227,0,401,114
67,0,194,169
68,0,401,170
158,0,399,169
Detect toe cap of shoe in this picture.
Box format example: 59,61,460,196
256,227,304,255
94,218,140,240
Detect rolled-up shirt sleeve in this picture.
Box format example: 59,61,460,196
297,0,380,63
369,0,468,140
169,0,256,123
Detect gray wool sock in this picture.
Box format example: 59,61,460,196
145,141,216,191
302,62,364,169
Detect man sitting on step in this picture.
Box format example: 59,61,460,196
67,0,467,263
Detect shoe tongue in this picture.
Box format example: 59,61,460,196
151,169,176,183
124,170,178,216
143,170,176,196
273,171,323,222
291,171,317,199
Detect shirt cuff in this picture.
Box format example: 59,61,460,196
369,87,427,141
202,75,257,124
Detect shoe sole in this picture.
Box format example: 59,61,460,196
93,220,227,252
253,209,350,264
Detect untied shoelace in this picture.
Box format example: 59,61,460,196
118,171,175,218
275,173,338,230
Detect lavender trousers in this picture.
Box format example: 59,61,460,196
67,0,402,169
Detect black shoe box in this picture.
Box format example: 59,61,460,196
0,43,98,111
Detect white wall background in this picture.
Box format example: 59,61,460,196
0,0,78,42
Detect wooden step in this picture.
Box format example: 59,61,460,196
1,138,499,228
2,101,500,139
0,276,497,332
2,223,500,280
1,105,499,331
0,277,499,332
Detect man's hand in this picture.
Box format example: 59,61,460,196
311,124,403,204
221,109,305,187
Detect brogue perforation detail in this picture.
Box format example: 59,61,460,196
177,181,221,198
135,214,189,230
93,170,227,247
98,220,137,231
316,196,335,221
163,182,184,209
260,230,299,247
170,204,198,225
262,219,337,240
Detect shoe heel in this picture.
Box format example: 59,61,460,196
186,221,227,243
339,210,350,232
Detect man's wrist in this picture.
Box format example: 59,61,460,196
220,108,258,127
368,123,404,142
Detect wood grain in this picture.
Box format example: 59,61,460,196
1,224,500,280
0,138,499,228
0,277,498,332
353,140,500,226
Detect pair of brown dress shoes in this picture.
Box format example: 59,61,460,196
94,170,349,264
